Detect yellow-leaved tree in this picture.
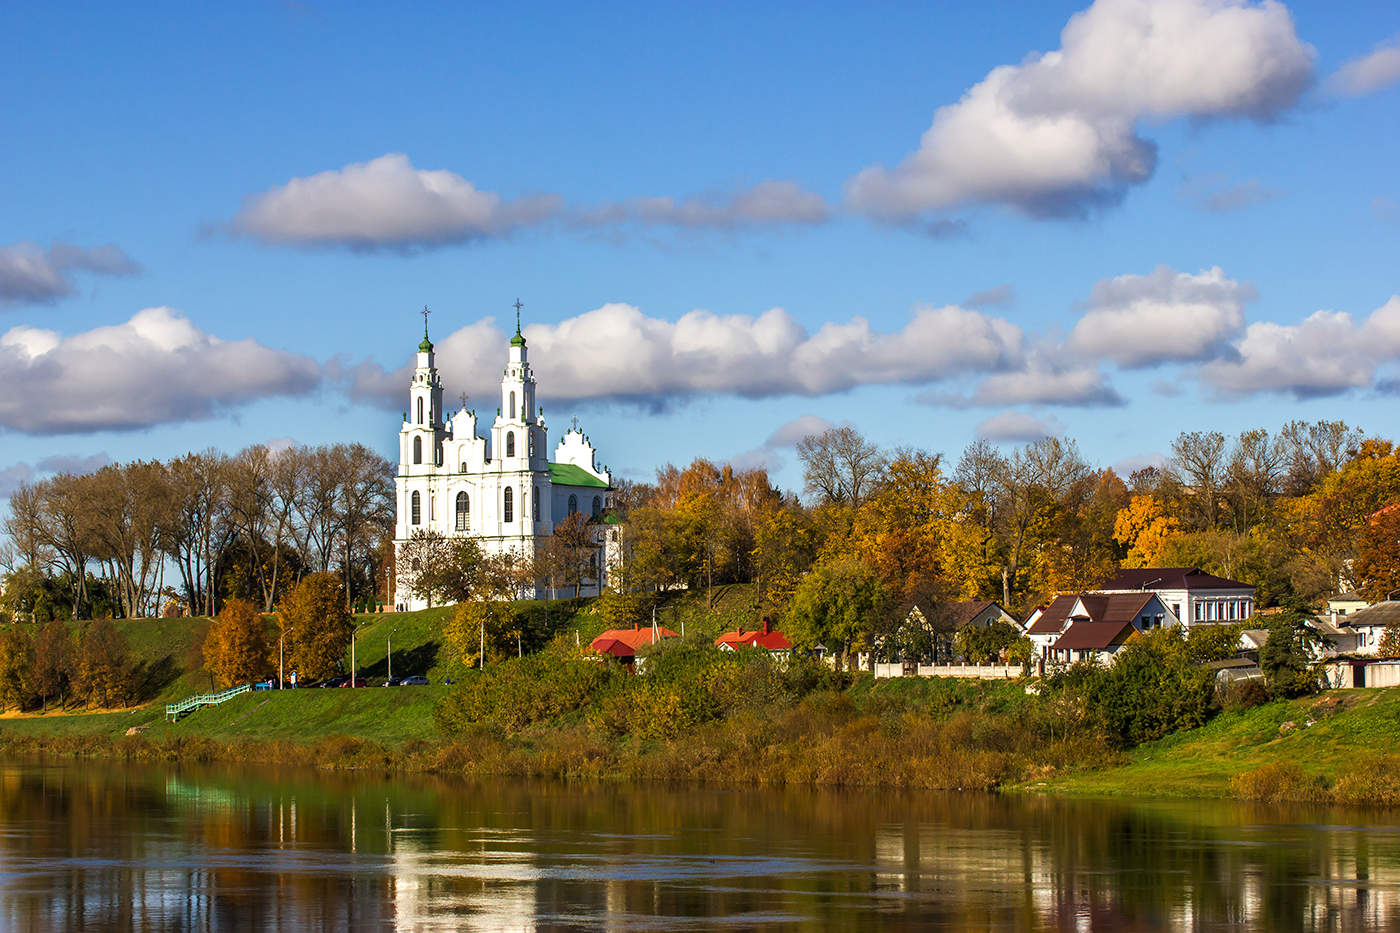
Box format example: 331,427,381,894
1114,495,1181,568
202,597,273,687
277,573,353,683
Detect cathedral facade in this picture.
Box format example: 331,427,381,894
392,315,614,610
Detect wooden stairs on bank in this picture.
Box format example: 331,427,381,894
165,683,252,722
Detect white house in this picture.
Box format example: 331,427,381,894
1025,592,1176,665
1090,567,1254,628
392,313,619,609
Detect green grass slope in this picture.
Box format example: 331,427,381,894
1038,687,1400,798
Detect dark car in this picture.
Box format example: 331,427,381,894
380,677,401,687
339,677,369,688
399,675,430,686
320,676,348,688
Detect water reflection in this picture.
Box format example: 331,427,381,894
0,760,1397,930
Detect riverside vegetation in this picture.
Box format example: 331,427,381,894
2,588,1399,807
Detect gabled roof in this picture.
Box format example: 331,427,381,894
590,625,679,653
715,627,793,651
549,462,610,489
945,600,1008,628
1026,594,1078,634
1094,567,1252,591
1054,619,1137,651
1344,601,1400,629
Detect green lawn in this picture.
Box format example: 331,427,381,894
1037,687,1400,798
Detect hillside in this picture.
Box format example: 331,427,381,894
1036,687,1400,798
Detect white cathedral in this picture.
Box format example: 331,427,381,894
391,310,616,610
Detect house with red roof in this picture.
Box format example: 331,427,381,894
714,618,793,659
1025,591,1176,665
589,623,680,667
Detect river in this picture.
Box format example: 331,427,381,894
0,760,1397,930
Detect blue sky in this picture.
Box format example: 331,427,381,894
3,0,1399,500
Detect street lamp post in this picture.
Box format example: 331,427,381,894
387,627,398,683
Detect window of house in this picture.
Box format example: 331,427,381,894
568,494,578,515
455,492,469,531
504,487,513,523
413,436,422,464
506,431,515,458
591,496,601,518
533,492,540,521
411,491,421,525
1194,601,1203,622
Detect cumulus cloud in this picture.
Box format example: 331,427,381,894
1067,265,1255,367
765,415,837,447
230,154,564,249
976,411,1063,442
0,242,140,306
0,452,111,499
0,308,321,433
960,360,1125,408
0,462,32,499
338,303,1025,411
1113,452,1172,476
846,0,1313,218
1327,35,1400,97
1201,296,1400,398
575,181,829,229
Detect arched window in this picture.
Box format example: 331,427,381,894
503,486,514,523
533,491,540,521
509,391,516,418
413,436,422,464
528,433,535,457
435,445,443,467
568,494,578,515
506,431,515,458
455,492,469,531
591,496,602,518
417,397,424,424
411,491,421,525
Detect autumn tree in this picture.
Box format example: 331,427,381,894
278,573,353,683
796,426,885,507
444,553,521,669
752,506,818,615
0,624,35,711
1171,430,1227,531
76,618,131,708
1114,495,1182,568
32,619,75,711
784,557,892,669
398,529,485,606
203,597,273,687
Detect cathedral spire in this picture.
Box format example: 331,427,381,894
418,305,434,352
510,298,526,348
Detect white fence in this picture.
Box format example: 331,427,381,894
873,662,1024,680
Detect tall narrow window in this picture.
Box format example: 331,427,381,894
533,491,540,521
528,433,535,457
568,494,578,515
411,491,421,525
413,436,422,464
509,391,516,418
591,496,602,518
417,398,424,424
503,487,514,523
506,431,515,458
455,492,469,531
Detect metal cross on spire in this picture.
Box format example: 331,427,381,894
513,297,523,334
458,392,469,410
421,305,431,337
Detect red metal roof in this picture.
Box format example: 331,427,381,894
715,619,793,651
590,625,680,654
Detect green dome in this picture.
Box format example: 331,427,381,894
509,331,526,348
419,335,434,352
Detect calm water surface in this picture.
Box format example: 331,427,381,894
0,760,1397,931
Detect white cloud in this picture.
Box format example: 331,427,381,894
576,181,829,229
0,242,140,306
765,415,838,448
963,361,1125,408
231,154,563,249
1201,296,1400,397
1327,35,1400,97
340,303,1025,411
1067,265,1255,367
0,308,321,433
976,411,1063,442
0,452,111,499
846,0,1313,218
1113,452,1172,476
963,284,1016,308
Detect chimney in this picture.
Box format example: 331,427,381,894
761,617,770,636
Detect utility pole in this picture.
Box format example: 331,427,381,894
388,627,397,682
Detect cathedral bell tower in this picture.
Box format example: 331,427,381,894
492,300,546,470
402,307,446,475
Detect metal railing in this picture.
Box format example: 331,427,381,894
164,683,252,722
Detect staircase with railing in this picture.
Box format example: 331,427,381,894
165,683,253,722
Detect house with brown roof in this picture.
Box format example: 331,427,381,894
1090,567,1253,629
1025,592,1176,665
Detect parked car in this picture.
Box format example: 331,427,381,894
339,677,369,688
399,675,430,686
380,677,401,687
319,676,348,688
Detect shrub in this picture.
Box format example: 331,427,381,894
1076,630,1216,748
1219,678,1270,712
1231,761,1329,803
1332,755,1400,806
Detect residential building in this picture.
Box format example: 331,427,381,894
1025,592,1176,665
1090,567,1253,628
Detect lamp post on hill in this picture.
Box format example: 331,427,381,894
387,626,398,683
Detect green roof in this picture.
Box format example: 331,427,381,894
548,462,609,489
419,336,434,352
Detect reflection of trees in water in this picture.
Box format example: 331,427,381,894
1,764,1399,931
